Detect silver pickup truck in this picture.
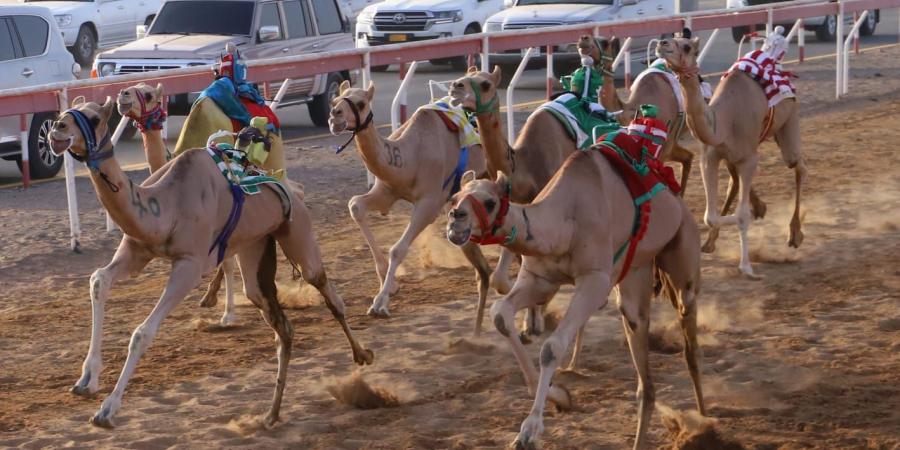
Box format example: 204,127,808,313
92,0,357,128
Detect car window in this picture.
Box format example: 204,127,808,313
0,19,16,62
149,1,255,36
282,1,308,38
258,3,285,41
310,0,342,35
13,15,49,57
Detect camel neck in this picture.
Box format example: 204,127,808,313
88,150,160,242
599,72,623,112
498,204,553,256
678,70,722,146
352,122,394,180
140,129,167,174
474,110,513,176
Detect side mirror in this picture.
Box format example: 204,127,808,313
503,0,514,7
136,24,148,40
620,0,638,4
258,25,281,42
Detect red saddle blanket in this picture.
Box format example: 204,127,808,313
230,97,281,132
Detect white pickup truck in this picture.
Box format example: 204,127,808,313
22,0,163,65
354,0,508,70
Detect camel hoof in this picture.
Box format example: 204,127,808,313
518,331,534,345
751,199,767,219
355,348,375,366
788,229,804,248
199,294,218,308
70,384,95,398
263,412,280,429
512,434,541,450
219,313,237,328
740,267,763,281
366,305,390,318
90,409,115,429
550,384,573,412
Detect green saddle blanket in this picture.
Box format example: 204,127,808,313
538,93,620,149
206,143,293,218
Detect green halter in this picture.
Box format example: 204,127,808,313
467,78,499,115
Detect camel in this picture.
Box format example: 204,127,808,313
448,50,617,341
117,82,168,174
660,30,806,277
446,151,705,449
50,97,372,428
328,81,493,333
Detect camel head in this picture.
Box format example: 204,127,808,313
48,96,115,158
576,35,617,72
328,80,375,135
446,170,511,246
117,82,164,119
656,31,701,74
448,66,501,115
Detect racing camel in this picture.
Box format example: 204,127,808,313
662,28,806,277
50,97,372,428
447,147,705,449
328,81,494,334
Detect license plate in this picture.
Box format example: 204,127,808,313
388,34,407,42
521,47,542,57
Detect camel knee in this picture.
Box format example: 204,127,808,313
389,242,410,263
90,268,113,300
490,301,515,338
539,336,566,368
348,196,367,223
128,323,156,356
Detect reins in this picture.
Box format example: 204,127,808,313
454,182,517,246
63,109,119,193
335,97,373,154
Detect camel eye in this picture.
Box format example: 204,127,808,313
356,101,366,109
682,44,691,53
480,80,491,91
484,199,496,212
144,92,153,102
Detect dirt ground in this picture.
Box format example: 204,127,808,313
1,46,899,450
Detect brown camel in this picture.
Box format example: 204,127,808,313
328,81,493,333
661,34,806,278
50,97,372,428
447,158,704,448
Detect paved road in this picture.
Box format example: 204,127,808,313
1,3,896,185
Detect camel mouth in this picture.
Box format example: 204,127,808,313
116,102,134,116
446,227,471,246
49,135,73,155
328,118,348,136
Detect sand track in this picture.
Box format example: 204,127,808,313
1,47,899,449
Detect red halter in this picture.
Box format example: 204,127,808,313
454,186,514,246
127,88,166,132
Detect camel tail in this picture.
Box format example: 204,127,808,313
655,265,679,311
258,236,279,304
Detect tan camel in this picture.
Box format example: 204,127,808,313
50,97,372,428
446,158,704,449
328,81,493,333
117,82,168,173
660,35,806,277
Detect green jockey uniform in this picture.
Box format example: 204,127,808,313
561,64,604,104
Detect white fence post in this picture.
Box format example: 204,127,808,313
481,35,490,72
507,47,536,143
19,115,29,189
546,45,554,100
391,61,418,132
835,0,844,99
697,28,720,66
58,88,81,252
842,10,869,95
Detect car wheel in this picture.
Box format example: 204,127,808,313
731,26,751,43
72,25,96,66
815,15,837,41
859,10,877,36
16,113,63,179
451,25,482,71
309,73,342,128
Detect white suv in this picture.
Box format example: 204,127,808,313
0,5,81,179
23,0,163,65
355,0,507,70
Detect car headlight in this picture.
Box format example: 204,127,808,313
98,63,115,77
357,8,376,24
432,10,463,24
726,0,747,9
484,21,503,33
54,14,72,27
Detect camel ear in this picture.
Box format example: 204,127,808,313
339,80,351,95
491,65,501,84
461,170,477,188
155,83,164,98
71,96,86,107
495,171,510,192
467,65,479,75
99,96,115,122
365,81,375,101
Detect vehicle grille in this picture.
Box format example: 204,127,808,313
502,21,563,30
374,11,430,32
115,64,183,75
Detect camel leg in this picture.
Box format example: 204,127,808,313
514,270,611,450
564,326,585,371
348,181,398,293
368,196,443,317
490,269,567,404
72,238,152,397
459,242,492,336
237,237,293,426
699,145,733,235
734,154,760,278
670,143,694,195
656,211,705,415
775,111,806,248
490,247,517,295
277,202,374,366
614,266,655,450
198,265,224,308
701,163,738,254
219,258,237,326
91,257,204,428
520,304,546,344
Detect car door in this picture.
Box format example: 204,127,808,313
242,1,292,61
98,0,134,46
10,14,69,85
307,0,352,53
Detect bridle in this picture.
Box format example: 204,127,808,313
126,89,167,133
61,108,118,192
453,182,516,246
465,78,499,116
334,96,374,154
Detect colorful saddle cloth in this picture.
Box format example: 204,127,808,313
538,93,620,149
633,59,686,111
560,65,604,104
196,47,281,133
725,49,796,108
591,124,681,283
420,97,481,197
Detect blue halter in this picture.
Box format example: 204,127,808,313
63,108,114,172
